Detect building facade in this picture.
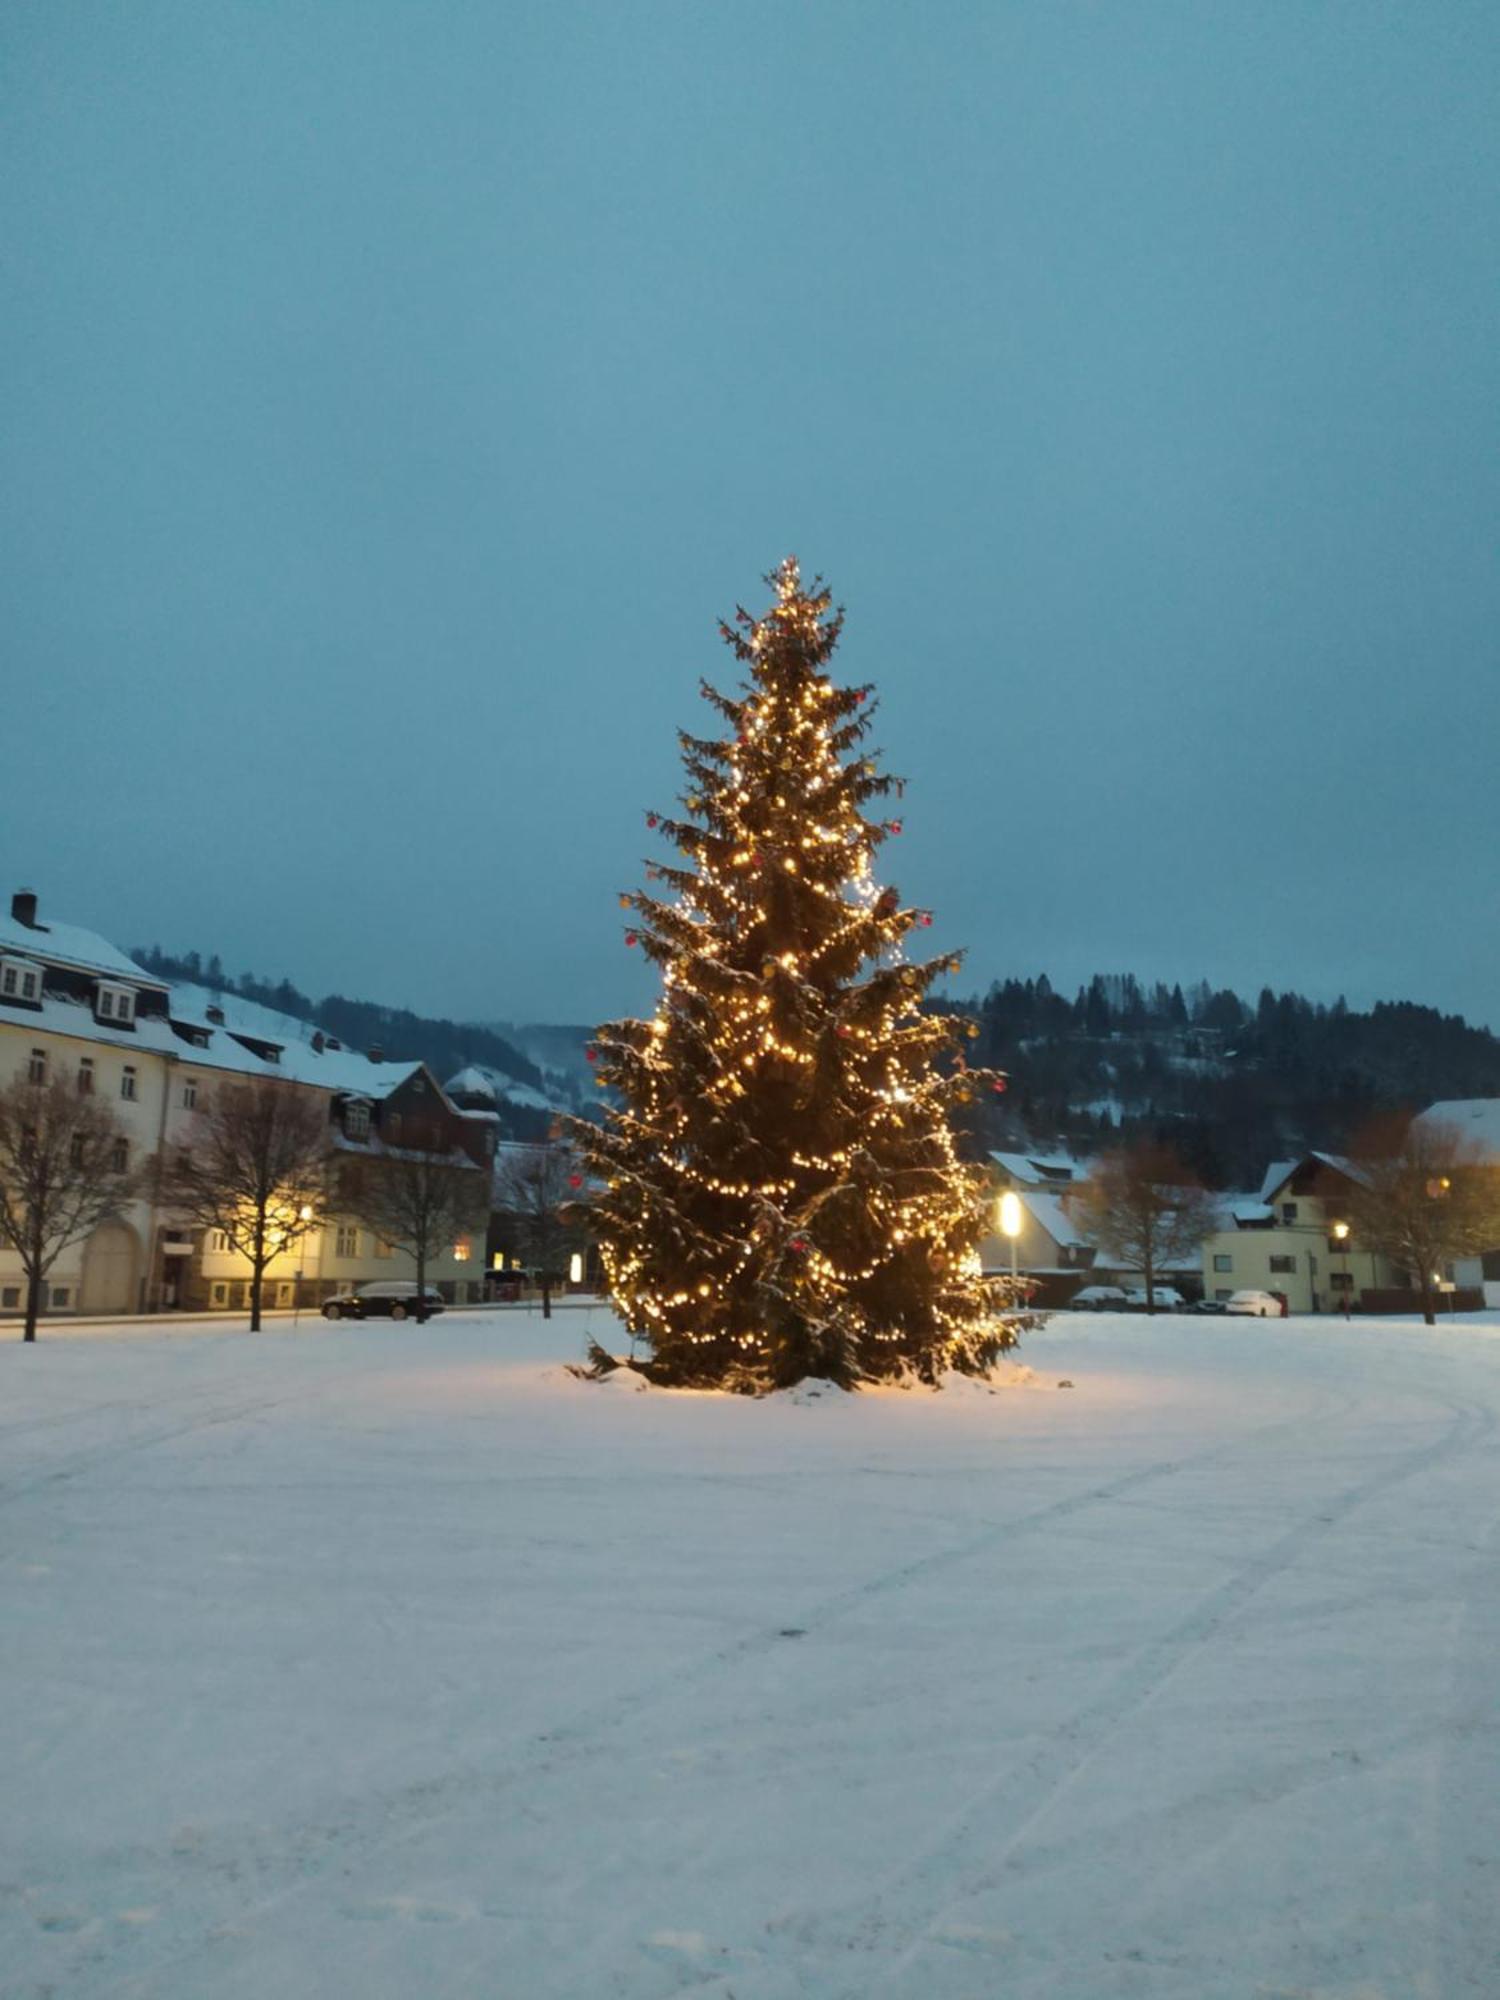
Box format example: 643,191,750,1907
1199,1154,1400,1312
0,891,493,1320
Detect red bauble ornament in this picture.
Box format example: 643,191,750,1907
585,1047,597,1063
789,1237,808,1255
992,1078,1007,1095
646,813,659,829
625,931,638,948
568,1174,583,1189
920,912,932,927
889,819,903,835
836,1024,851,1038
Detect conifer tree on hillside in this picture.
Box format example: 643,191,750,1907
572,559,1028,1391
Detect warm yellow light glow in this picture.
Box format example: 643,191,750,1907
570,1252,583,1285
1332,1220,1350,1241
998,1191,1023,1239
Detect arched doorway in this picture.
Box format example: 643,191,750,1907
79,1222,140,1315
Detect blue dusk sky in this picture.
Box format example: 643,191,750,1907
3,2,1497,1028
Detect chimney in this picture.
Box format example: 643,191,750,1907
206,1004,225,1026
311,1030,325,1053
11,888,37,928
368,1043,384,1064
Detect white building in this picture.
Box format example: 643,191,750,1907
0,890,492,1319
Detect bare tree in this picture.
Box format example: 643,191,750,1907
0,1074,142,1342
493,1141,585,1320
342,1135,487,1321
166,1080,332,1330
1346,1120,1500,1325
1072,1143,1223,1313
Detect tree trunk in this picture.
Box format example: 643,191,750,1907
416,1244,428,1323
1143,1241,1156,1316
23,1264,42,1343
542,1273,553,1321
1419,1273,1435,1327
249,1220,264,1332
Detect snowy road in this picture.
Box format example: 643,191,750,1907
3,1308,1499,1998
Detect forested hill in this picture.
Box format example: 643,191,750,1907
960,974,1500,1187
131,944,554,1116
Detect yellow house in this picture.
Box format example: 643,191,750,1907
1200,1153,1398,1312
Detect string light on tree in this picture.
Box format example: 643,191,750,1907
571,558,1028,1391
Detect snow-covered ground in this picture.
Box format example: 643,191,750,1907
4,1306,1500,1998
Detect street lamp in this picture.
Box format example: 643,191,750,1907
998,1190,1023,1297
294,1204,314,1329
1332,1220,1351,1319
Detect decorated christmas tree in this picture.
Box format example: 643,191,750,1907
573,559,1027,1391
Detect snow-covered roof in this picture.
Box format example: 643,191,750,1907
1258,1153,1366,1202
1018,1190,1088,1250
1416,1098,1500,1159
164,984,424,1098
446,1064,498,1101
445,1060,568,1116
0,908,162,985
989,1149,1084,1187
1257,1160,1298,1202
1229,1197,1275,1225
11,978,426,1101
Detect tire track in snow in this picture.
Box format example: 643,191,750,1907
827,1393,1497,1997
89,1391,1367,1999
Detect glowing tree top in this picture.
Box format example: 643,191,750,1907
574,558,1024,1390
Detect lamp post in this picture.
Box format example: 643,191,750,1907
294,1204,314,1329
998,1190,1023,1300
1332,1219,1350,1318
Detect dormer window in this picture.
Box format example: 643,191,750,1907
343,1099,372,1141
0,956,42,1005
95,983,136,1026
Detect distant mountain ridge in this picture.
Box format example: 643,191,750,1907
962,973,1500,1185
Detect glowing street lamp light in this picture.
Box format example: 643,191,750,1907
1332,1219,1351,1318
998,1189,1023,1295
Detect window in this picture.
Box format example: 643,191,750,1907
77,1058,94,1095
343,1100,371,1141
1330,1272,1354,1292
51,1286,71,1309
1269,1255,1297,1274
182,1080,197,1109
1,1287,19,1309
1213,1254,1233,1273
0,957,42,1003
335,1223,360,1258
208,1229,230,1254
453,1240,471,1262
70,1133,86,1167
121,1065,137,1101
210,1282,229,1308
110,1140,128,1172
375,1238,395,1260
27,1048,45,1084
95,983,135,1025
1280,1202,1298,1224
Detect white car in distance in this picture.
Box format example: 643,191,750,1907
1225,1289,1284,1318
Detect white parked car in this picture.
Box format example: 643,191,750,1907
1121,1286,1186,1312
1071,1285,1131,1311
1225,1289,1285,1318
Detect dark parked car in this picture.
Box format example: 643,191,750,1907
1192,1298,1228,1315
322,1281,445,1322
